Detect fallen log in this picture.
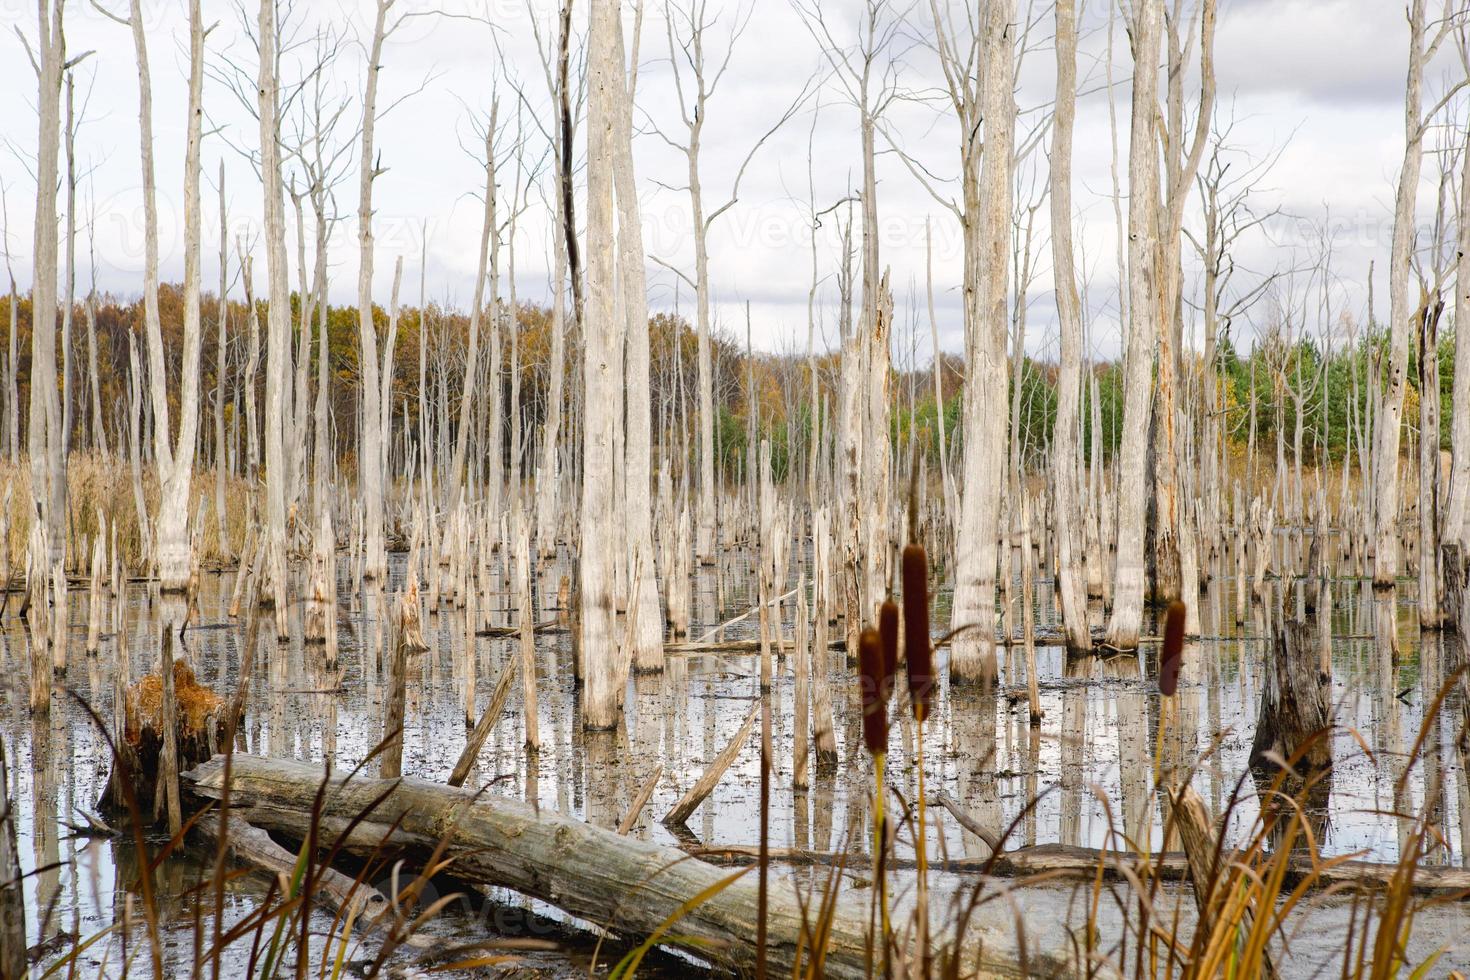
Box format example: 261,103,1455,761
186,755,997,978
194,812,390,924
691,841,1470,899
183,756,1060,975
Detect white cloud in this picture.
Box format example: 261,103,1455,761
0,0,1451,361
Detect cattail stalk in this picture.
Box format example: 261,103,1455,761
902,540,934,961
856,626,889,954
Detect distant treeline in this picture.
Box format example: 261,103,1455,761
0,288,1453,482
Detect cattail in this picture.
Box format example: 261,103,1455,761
878,599,899,703
902,543,933,723
857,627,888,757
1159,600,1186,697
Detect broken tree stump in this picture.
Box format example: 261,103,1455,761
1250,619,1332,775
1443,543,1467,637
99,660,237,818
1250,618,1332,841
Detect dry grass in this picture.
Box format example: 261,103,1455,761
0,453,254,574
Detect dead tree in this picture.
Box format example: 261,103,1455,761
1105,0,1162,651
1048,0,1089,656
101,0,207,592
1374,0,1462,588
580,0,629,730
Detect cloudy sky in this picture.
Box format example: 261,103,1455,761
0,0,1459,361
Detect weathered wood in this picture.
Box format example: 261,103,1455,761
1250,619,1332,778
182,754,952,979
448,651,520,788
1444,542,1467,637
662,701,759,827
693,839,1470,898
100,659,233,817
933,792,1002,855
616,766,663,836
381,614,409,780
195,812,389,924
0,736,25,979
1167,782,1274,979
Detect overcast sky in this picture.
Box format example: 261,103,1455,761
0,0,1459,361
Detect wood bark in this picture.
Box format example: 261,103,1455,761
29,0,68,566
183,754,1008,979
356,0,392,582
1374,0,1439,587
257,0,293,622
1048,0,1089,656
611,9,664,673
1104,0,1161,650
1446,120,1470,552
580,0,626,730
123,0,205,592
948,0,1015,685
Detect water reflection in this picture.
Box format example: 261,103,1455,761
0,550,1462,970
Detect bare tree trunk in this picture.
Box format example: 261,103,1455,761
29,0,68,566
1104,0,1161,650
536,210,567,557
356,0,392,583
258,0,293,621
612,8,663,672
1049,0,1089,656
1152,0,1214,634
312,191,332,511
61,71,77,460
1418,297,1443,627
1446,121,1470,552
2,182,19,465
949,0,1014,686
449,104,498,511
215,162,230,558
1375,0,1439,588
925,219,951,529
581,0,626,730
123,0,206,591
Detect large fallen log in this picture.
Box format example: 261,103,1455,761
181,755,1039,978
690,841,1470,898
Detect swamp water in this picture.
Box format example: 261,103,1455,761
4,541,1470,975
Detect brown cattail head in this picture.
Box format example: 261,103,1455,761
1159,600,1187,697
901,543,933,723
878,599,900,702
858,627,889,757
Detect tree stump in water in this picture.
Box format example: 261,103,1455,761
1251,619,1332,839
1443,543,1467,637
99,661,237,818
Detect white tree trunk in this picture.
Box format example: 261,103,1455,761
950,0,1014,686
126,0,205,592
258,0,293,622
1374,0,1432,587
1049,0,1089,655
612,9,664,672
1449,122,1470,550
581,0,626,730
356,0,391,583
29,1,67,566
1104,0,1161,650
